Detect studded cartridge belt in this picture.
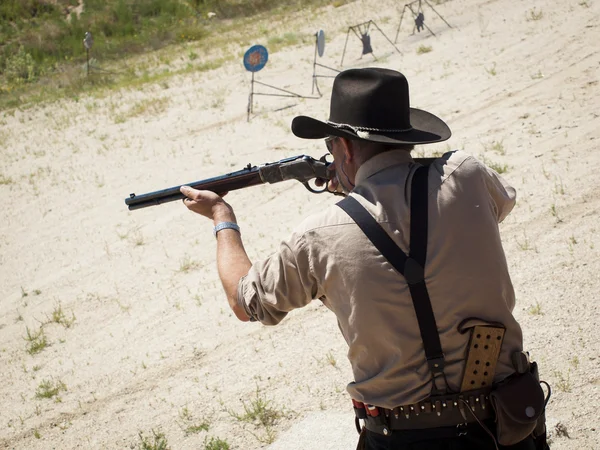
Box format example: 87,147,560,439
353,387,493,435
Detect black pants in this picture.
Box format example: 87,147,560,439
362,420,547,450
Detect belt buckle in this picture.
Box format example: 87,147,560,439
456,423,468,437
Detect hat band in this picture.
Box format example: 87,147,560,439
326,121,413,140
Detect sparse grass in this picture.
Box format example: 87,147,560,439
541,164,550,180
481,156,508,174
267,32,302,52
138,429,170,450
204,437,230,450
131,228,145,246
526,8,544,21
486,140,505,155
35,379,67,400
417,45,432,54
485,63,497,76
116,225,129,240
114,297,132,313
553,178,565,195
229,387,282,444
531,70,544,80
553,370,572,393
325,351,337,367
489,162,507,174
570,356,579,369
25,327,49,355
0,174,14,185
179,406,210,435
178,255,202,272
211,94,225,110
47,302,76,328
550,204,563,223
527,301,543,315
516,231,535,251
196,58,227,73
527,123,540,135
186,423,210,434
114,97,170,123
95,173,105,188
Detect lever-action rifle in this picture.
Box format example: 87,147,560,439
124,154,436,211
125,154,335,211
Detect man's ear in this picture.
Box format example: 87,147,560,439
339,137,354,162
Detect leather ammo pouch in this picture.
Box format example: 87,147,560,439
489,361,545,446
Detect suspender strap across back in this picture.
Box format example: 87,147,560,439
337,165,446,381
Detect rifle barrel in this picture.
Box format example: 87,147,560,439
125,166,262,211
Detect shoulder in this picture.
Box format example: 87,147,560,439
274,203,357,260
431,150,489,182
293,202,355,237
433,150,477,171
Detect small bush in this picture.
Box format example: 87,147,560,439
204,437,230,450
5,46,37,83
35,379,67,399
25,327,48,355
138,429,170,450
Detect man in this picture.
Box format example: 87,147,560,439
180,68,547,449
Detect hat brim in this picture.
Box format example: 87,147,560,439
291,108,451,145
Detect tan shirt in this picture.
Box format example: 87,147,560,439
237,150,522,409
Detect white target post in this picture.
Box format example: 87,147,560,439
311,30,339,96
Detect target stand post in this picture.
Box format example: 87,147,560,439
312,30,340,96
394,0,452,43
244,45,319,122
83,31,93,76
340,20,402,67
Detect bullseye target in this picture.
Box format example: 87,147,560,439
243,45,269,72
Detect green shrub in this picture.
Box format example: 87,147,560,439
5,46,37,83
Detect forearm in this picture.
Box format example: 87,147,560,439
213,209,252,322
179,186,252,321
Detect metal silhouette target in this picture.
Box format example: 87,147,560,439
83,31,94,50
317,30,325,57
243,45,269,72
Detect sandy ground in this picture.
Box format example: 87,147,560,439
1,0,599,448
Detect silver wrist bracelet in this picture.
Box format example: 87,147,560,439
213,221,240,238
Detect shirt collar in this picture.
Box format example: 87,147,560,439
355,150,415,186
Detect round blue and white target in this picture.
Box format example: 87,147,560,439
243,45,269,72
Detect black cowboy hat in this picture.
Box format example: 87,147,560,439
292,68,451,145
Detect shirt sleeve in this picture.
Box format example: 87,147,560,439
236,232,320,325
480,162,517,223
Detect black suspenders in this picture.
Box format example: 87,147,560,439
337,165,447,394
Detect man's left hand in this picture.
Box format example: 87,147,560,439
180,186,234,222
